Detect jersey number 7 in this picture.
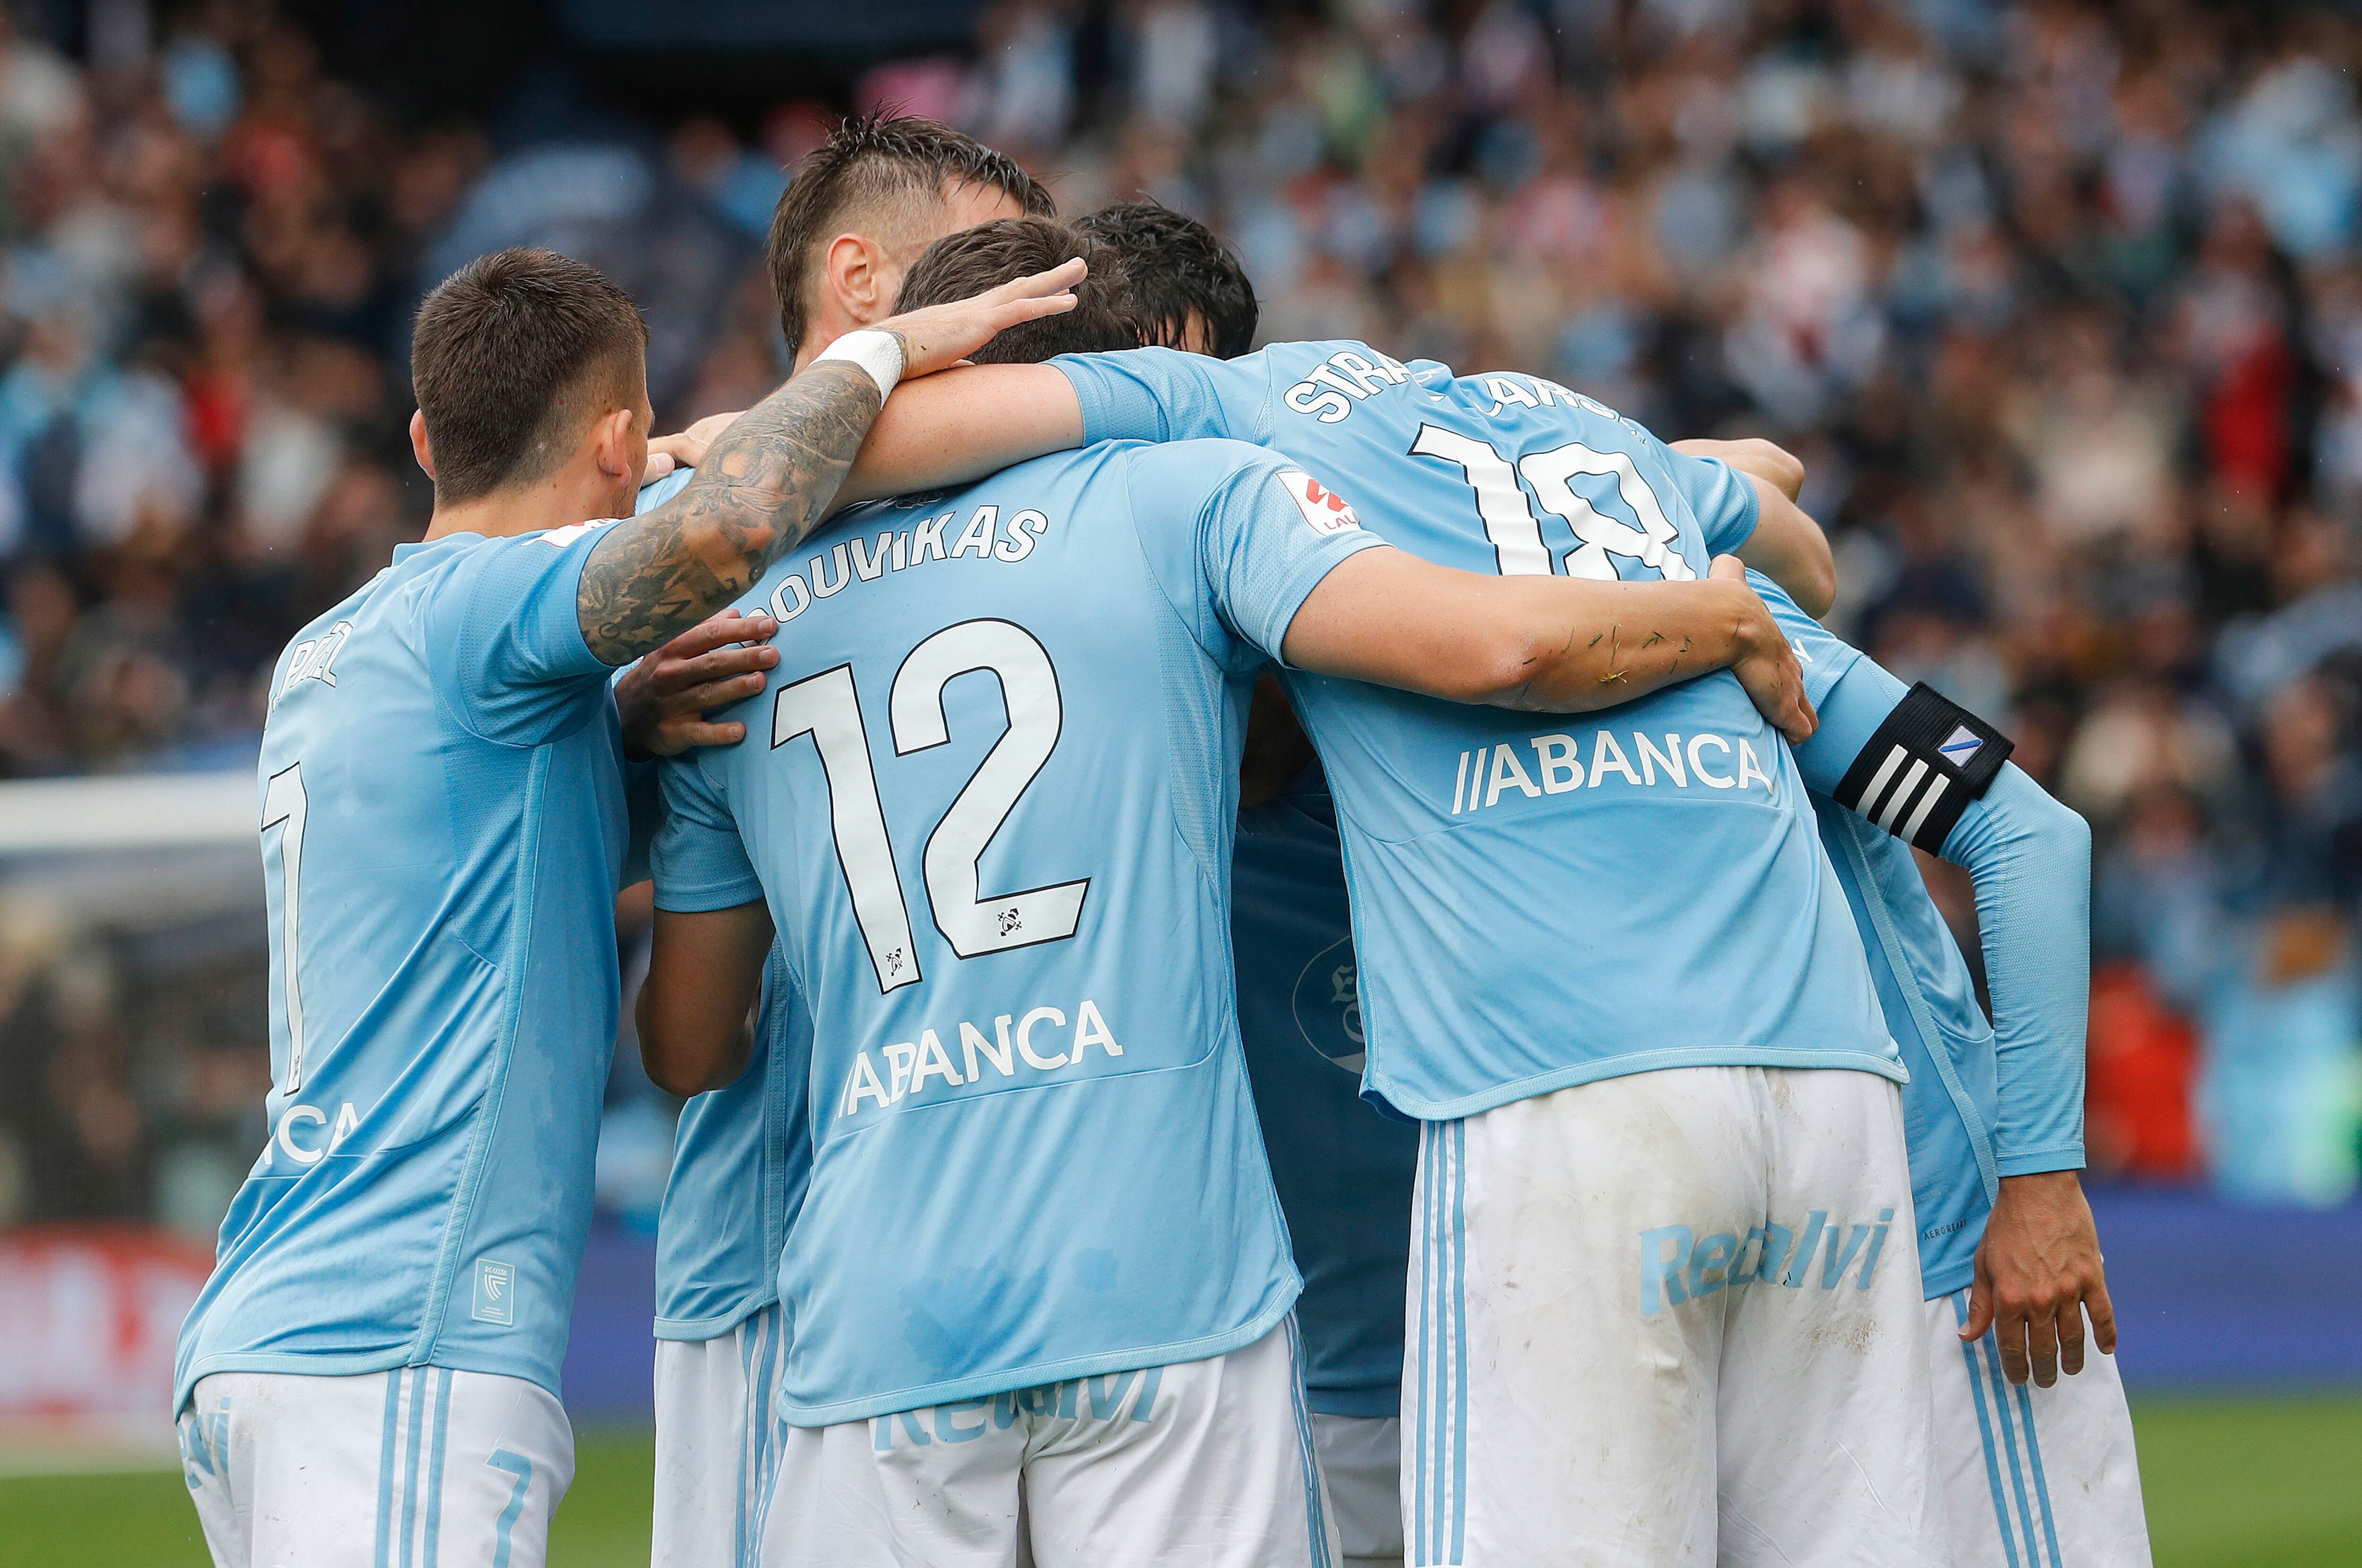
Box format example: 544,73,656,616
772,618,1089,995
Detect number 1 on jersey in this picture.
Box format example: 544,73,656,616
772,666,924,994
260,762,308,1093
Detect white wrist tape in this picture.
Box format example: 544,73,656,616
813,328,906,399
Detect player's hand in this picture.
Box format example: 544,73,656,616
1963,1170,2117,1388
645,410,741,480
614,608,780,759
876,257,1085,381
1712,555,1815,744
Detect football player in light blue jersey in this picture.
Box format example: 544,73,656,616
172,247,1088,1568
1068,346,1952,1568
818,343,1943,1563
631,120,1056,1568
1232,577,2154,1568
1053,212,2140,1565
634,219,1813,1568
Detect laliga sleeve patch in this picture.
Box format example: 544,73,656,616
1275,469,1363,535
1831,683,2013,853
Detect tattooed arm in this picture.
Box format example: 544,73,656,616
1281,549,1814,740
576,259,1085,664
578,362,878,663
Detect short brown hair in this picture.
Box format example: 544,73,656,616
1077,201,1259,358
411,248,649,506
894,219,1139,363
766,113,1054,357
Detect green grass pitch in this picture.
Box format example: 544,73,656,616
2,1397,2355,1566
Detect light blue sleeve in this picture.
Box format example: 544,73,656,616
1124,440,1389,671
1749,569,1857,707
1653,446,1760,557
651,754,764,913
418,524,621,746
1795,654,2092,1176
1050,346,1267,445
1944,768,2091,1174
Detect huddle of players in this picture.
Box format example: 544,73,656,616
170,113,2153,1568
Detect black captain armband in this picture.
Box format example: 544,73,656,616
1831,683,2013,854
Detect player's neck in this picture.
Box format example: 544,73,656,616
423,469,633,544
794,308,875,374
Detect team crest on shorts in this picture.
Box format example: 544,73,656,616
1276,470,1363,534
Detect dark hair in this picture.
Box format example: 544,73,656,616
895,218,1139,362
767,112,1055,358
410,248,648,506
1077,200,1258,358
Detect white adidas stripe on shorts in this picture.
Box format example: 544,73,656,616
1927,1290,2153,1567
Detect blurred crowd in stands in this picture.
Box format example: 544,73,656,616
0,0,2358,1223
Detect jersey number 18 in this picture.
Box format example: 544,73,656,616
1411,424,1694,582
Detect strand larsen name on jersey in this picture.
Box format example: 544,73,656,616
838,998,1124,1121
1284,345,1631,435
1451,725,1780,814
766,505,1053,624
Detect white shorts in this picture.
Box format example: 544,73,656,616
755,1317,1339,1568
1315,1414,1402,1566
1928,1290,2153,1568
1405,1065,1948,1568
178,1366,573,1568
655,1302,788,1568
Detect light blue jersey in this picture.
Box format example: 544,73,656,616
654,944,813,1339
177,522,633,1412
1238,577,2091,1400
1056,344,1898,1118
1232,766,1417,1418
1766,580,2091,1297
652,437,1385,1425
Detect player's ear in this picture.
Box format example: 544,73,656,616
592,407,636,480
408,409,436,481
825,231,894,326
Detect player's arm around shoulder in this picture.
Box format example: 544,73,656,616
577,260,1088,667
833,362,1086,507
1281,543,1816,740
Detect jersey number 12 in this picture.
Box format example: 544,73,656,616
773,618,1089,994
